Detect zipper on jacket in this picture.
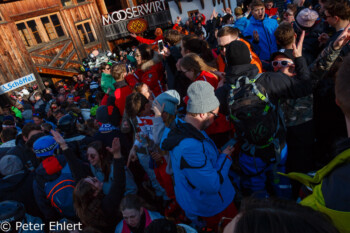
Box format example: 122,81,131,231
218,191,224,202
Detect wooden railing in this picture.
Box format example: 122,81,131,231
103,10,172,41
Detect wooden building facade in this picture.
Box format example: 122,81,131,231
0,0,108,91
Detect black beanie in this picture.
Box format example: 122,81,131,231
225,40,251,67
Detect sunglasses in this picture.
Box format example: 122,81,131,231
217,44,230,51
209,111,220,120
105,67,110,70
33,113,41,117
323,14,332,20
271,60,294,68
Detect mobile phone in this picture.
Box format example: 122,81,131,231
158,40,164,51
126,64,131,73
221,138,237,151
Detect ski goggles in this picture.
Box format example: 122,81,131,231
271,60,294,68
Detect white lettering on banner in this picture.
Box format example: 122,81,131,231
0,73,36,95
102,0,166,25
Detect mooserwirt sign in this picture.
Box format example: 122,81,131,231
0,73,36,95
102,0,167,25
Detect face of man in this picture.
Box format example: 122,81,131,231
252,6,265,21
218,35,238,56
324,10,337,28
272,55,295,77
201,107,219,130
265,2,273,9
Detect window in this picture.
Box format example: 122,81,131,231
76,21,96,45
16,13,65,47
40,14,65,40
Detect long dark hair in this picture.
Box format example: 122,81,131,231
87,141,112,182
73,179,106,227
137,44,154,62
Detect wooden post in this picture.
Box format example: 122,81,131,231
175,0,182,14
95,0,108,15
200,0,204,9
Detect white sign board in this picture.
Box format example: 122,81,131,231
0,73,36,95
102,0,166,25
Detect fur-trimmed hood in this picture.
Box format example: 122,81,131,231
141,52,163,71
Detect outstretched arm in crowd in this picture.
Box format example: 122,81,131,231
267,31,312,100
310,23,350,80
101,138,126,216
130,33,157,45
51,130,92,181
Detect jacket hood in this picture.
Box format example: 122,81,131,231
161,117,205,151
35,154,67,181
141,52,162,71
224,64,259,84
0,171,27,191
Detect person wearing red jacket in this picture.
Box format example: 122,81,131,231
111,64,133,116
127,44,165,97
265,0,279,18
130,28,164,45
179,53,218,89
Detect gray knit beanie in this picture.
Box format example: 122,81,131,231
187,81,220,113
154,90,180,115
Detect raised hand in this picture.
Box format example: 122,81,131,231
293,30,305,58
127,146,138,167
106,137,121,159
333,23,350,50
51,130,68,150
130,33,137,38
152,100,165,117
318,33,329,46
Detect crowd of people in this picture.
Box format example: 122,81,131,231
0,0,350,232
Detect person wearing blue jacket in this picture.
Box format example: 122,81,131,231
160,82,236,230
243,0,278,68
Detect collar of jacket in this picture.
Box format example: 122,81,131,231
250,14,269,25
333,138,350,159
161,117,205,151
114,80,128,89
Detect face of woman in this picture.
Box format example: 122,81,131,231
84,176,103,197
87,147,101,167
135,49,142,65
103,65,111,75
140,84,154,100
180,66,195,81
122,208,143,228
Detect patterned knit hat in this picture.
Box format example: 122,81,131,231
33,135,59,157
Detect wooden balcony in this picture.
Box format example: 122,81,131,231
103,10,171,41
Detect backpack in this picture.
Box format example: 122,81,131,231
228,74,282,163
44,164,76,218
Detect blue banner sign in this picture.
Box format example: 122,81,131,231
0,73,36,95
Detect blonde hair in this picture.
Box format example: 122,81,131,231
111,63,126,81
179,53,217,80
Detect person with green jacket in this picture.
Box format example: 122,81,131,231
284,52,350,233
100,62,116,94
